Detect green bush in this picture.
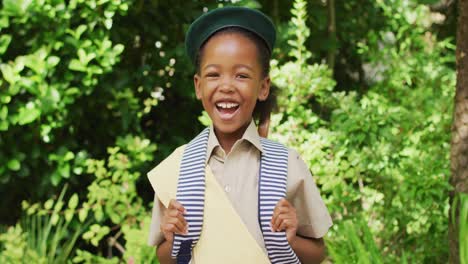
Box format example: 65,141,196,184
0,0,457,262
270,0,454,262
0,186,86,263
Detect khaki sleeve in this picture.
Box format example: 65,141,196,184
147,193,166,247
286,148,333,238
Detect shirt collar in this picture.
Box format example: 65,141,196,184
206,119,264,161
242,119,264,152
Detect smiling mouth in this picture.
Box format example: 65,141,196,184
215,102,240,120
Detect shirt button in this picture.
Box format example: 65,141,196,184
224,185,231,193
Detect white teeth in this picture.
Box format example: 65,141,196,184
216,102,239,109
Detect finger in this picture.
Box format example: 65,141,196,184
272,199,291,221
162,223,183,236
165,218,187,235
273,198,296,219
163,209,188,234
161,224,174,241
273,205,290,216
271,206,290,227
165,216,187,234
276,215,297,232
168,199,186,213
276,198,292,208
167,216,187,234
167,209,188,227
272,213,286,231
278,219,293,231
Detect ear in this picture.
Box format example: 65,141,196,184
257,76,271,101
194,73,202,100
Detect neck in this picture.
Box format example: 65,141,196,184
214,122,250,154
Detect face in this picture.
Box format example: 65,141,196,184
194,33,270,139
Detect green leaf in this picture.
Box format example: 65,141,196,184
3,0,32,16
13,56,25,72
198,111,212,126
7,159,20,171
44,199,54,210
99,226,110,236
24,52,46,74
64,151,75,161
0,105,8,119
79,207,88,223
65,87,81,96
0,120,9,131
73,167,83,175
0,35,12,54
109,210,121,223
104,10,114,18
82,230,93,240
51,171,61,186
0,95,11,104
17,103,41,125
90,224,100,233
68,59,86,72
0,64,17,84
104,19,113,30
88,65,103,74
60,163,71,178
47,56,60,68
113,44,124,55
0,16,9,29
95,207,104,221
75,25,87,39
54,200,64,212
91,237,100,246
51,214,59,226
68,194,79,209
65,209,74,222
78,49,87,64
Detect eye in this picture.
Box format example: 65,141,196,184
236,73,250,79
205,72,219,78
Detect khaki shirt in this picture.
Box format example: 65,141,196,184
148,120,332,251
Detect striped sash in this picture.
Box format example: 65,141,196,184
172,128,300,264
259,138,300,264
171,128,210,263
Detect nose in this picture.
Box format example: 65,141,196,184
218,76,234,93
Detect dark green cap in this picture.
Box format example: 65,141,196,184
185,6,276,65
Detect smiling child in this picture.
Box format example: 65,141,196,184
147,6,332,264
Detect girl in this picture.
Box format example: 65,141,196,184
147,6,332,264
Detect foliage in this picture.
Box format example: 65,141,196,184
0,186,85,263
326,216,383,264
0,0,128,185
121,217,160,264
454,193,468,264
270,0,454,262
72,250,120,264
0,0,215,261
0,0,457,262
0,0,131,225
0,224,44,263
76,135,158,263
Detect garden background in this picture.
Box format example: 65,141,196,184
0,0,466,263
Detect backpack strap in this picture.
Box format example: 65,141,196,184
259,138,300,264
171,128,210,263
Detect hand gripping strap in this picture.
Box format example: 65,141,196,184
259,138,300,264
171,128,210,263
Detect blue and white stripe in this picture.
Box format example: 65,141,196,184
259,138,300,264
171,128,210,262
